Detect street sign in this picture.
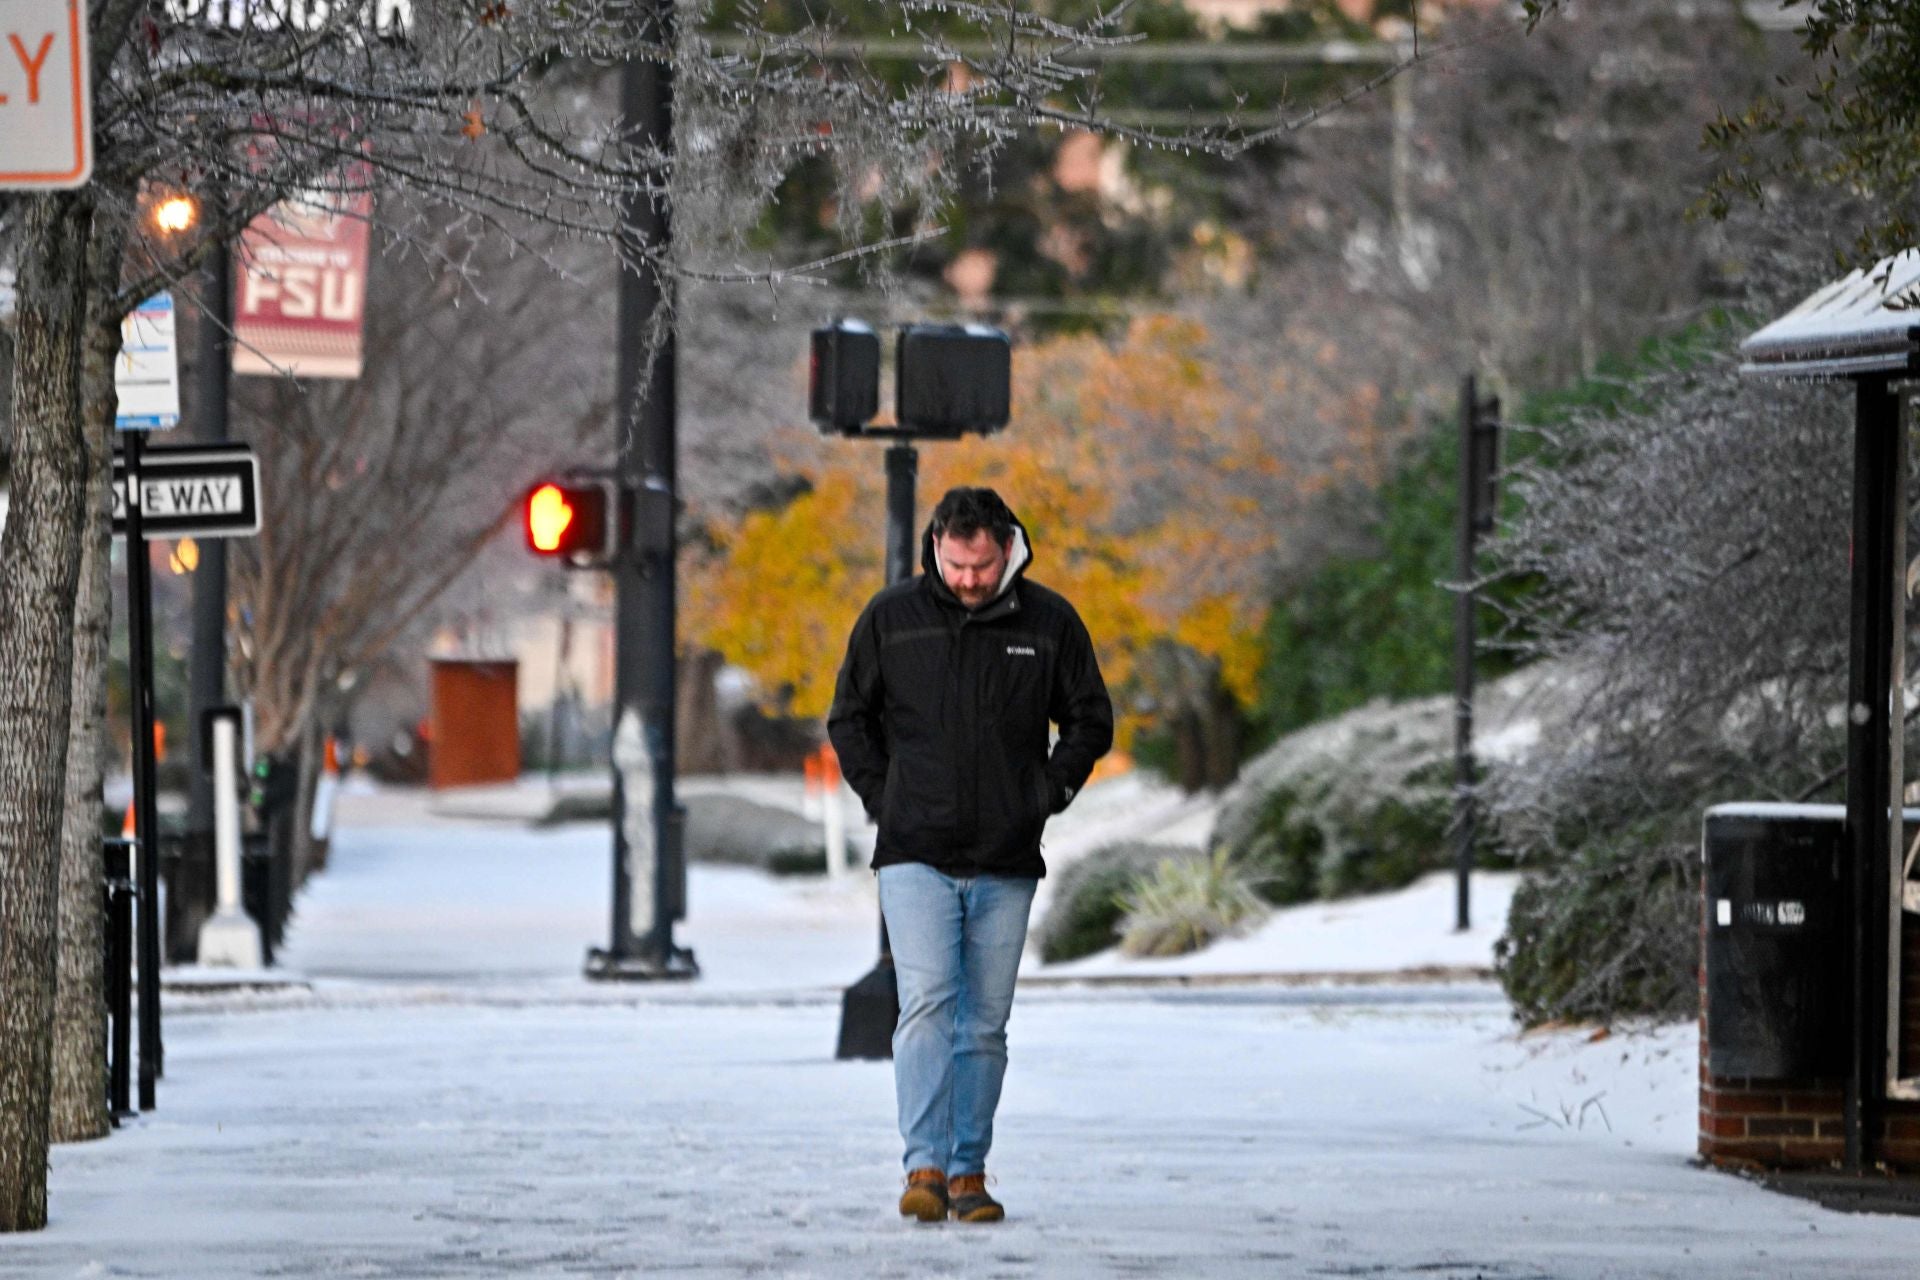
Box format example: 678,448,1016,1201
112,444,262,540
115,293,181,430
0,0,92,190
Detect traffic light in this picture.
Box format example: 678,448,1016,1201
896,324,1010,437
525,478,617,566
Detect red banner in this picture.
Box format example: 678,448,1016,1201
232,190,372,379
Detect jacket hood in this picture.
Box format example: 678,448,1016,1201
923,510,1033,609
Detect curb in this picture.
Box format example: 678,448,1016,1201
1018,964,1495,990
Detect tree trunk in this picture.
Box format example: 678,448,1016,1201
290,713,325,884
0,193,92,1233
49,203,131,1145
1202,686,1241,791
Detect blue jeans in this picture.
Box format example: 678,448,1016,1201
878,863,1037,1178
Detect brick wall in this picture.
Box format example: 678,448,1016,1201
1699,904,1920,1170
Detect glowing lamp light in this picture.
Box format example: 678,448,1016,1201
153,195,198,234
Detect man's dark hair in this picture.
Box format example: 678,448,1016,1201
930,487,1015,545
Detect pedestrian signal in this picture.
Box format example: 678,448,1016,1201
810,319,880,435
896,324,1010,438
525,479,615,565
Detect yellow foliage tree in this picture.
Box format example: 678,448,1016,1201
682,313,1398,758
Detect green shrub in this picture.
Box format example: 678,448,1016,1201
1117,849,1269,958
1037,842,1199,963
1314,772,1454,898
1231,786,1324,905
1494,824,1699,1026
765,847,830,875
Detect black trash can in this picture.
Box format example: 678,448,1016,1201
1702,803,1848,1079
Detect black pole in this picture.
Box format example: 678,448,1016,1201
884,443,918,586
185,200,232,898
589,0,693,980
834,443,918,1060
878,443,916,961
123,431,163,1108
103,837,135,1120
1452,375,1477,933
1842,373,1901,1172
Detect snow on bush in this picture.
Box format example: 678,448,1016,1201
1212,664,1573,906
1484,287,1867,1023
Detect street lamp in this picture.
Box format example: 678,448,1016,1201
152,194,198,235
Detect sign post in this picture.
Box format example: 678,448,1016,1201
112,436,263,1110
0,0,91,190
118,431,164,1109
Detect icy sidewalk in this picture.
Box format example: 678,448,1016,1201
12,793,1920,1276
14,993,1920,1277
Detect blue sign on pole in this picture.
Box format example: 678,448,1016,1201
115,293,180,431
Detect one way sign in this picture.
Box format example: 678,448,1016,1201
112,443,262,540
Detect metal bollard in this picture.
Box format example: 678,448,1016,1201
102,837,137,1121
196,711,263,968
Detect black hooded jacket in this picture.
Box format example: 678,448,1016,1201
827,512,1114,879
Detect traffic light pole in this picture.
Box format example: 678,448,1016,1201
587,0,695,982
833,442,916,1059
875,441,917,964
185,194,232,933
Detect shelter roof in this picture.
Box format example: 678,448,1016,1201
1740,249,1920,380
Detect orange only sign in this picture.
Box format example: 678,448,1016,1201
0,0,92,189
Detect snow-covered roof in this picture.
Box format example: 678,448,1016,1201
1739,249,1920,380
1703,801,1920,821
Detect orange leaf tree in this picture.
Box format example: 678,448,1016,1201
683,313,1399,771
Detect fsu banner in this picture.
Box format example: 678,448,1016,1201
232,190,372,379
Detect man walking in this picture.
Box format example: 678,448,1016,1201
828,486,1113,1224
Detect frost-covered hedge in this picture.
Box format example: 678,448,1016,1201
1212,668,1559,907
1493,825,1699,1025
1042,668,1569,965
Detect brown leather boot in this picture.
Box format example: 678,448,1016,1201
948,1173,1003,1223
898,1168,948,1222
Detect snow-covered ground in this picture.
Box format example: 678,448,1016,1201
17,992,1920,1276
1039,871,1519,981
10,776,1919,1277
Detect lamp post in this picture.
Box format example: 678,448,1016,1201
122,188,203,1105
1452,375,1499,933
184,188,234,963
